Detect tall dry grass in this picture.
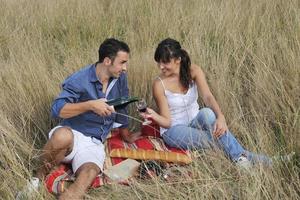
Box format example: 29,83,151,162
0,0,299,199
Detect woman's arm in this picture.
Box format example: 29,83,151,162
191,64,228,137
143,79,172,128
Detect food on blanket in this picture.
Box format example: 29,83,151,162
138,160,166,179
106,96,139,109
110,149,192,164
103,159,140,181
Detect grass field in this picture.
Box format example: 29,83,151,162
0,0,299,199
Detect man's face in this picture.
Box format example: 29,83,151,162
107,51,129,78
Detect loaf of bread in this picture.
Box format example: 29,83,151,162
110,149,192,164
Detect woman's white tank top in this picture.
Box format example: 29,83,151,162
157,77,199,135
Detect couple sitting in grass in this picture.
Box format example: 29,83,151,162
30,38,273,199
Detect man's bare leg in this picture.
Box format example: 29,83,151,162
58,163,100,200
36,127,73,180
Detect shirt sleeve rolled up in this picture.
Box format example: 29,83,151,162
51,81,81,118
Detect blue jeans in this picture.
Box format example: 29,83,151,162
162,107,271,165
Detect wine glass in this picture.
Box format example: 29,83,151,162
136,98,152,125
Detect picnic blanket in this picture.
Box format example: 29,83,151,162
45,123,191,194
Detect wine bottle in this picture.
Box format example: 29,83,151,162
106,96,139,110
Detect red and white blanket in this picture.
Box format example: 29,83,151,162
45,123,190,194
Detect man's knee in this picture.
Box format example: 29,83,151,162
76,163,101,177
49,127,73,150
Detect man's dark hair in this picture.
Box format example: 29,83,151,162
98,38,130,63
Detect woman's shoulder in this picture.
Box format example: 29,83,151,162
190,64,204,78
152,76,166,93
153,76,162,84
190,63,202,71
153,76,163,88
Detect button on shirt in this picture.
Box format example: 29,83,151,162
51,63,129,142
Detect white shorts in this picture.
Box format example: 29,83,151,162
48,126,105,173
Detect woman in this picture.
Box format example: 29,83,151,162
142,38,271,167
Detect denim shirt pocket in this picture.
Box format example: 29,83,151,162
84,111,104,124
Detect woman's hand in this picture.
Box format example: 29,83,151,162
139,107,157,120
139,107,171,128
213,115,228,138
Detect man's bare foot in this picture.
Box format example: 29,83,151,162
59,187,85,200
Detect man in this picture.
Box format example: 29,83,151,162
36,38,141,199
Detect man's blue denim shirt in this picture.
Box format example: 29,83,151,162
51,63,129,142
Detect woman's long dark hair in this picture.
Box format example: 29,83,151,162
154,38,192,89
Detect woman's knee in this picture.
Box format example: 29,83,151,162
198,107,216,126
50,127,73,149
162,125,187,147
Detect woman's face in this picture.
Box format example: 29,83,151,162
157,58,181,76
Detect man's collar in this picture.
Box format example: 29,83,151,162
89,63,118,83
89,63,99,83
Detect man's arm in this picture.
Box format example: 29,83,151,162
59,99,114,119
51,80,114,119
